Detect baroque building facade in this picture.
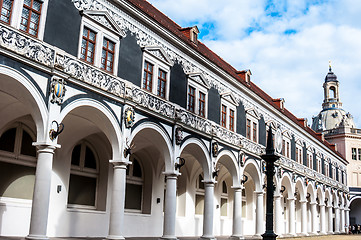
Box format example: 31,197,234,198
312,66,361,227
0,0,349,239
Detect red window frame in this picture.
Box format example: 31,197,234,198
0,0,13,24
229,109,234,131
187,86,195,113
157,69,167,98
252,122,257,142
20,0,42,37
101,38,115,73
246,119,251,140
221,105,227,128
199,91,205,117
286,142,290,158
80,27,96,64
143,61,153,92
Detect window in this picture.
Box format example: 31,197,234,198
325,162,329,177
352,148,357,160
296,145,302,164
188,86,195,112
252,122,257,142
195,174,205,215
142,47,172,99
307,153,313,169
199,92,206,117
157,69,167,98
143,61,153,92
0,123,37,200
125,156,143,211
19,0,42,37
246,119,251,140
317,157,322,173
358,149,361,161
81,27,96,64
221,105,227,128
246,118,258,142
79,12,121,74
101,38,115,72
220,181,228,217
0,0,13,24
229,109,235,131
282,138,291,158
68,142,98,208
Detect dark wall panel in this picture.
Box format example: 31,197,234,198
291,136,296,161
303,144,307,166
313,152,317,171
236,102,246,136
117,32,143,86
258,117,266,146
169,63,187,108
43,0,81,56
207,87,220,123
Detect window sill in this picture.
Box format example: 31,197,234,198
67,205,105,214
0,197,32,208
124,211,151,217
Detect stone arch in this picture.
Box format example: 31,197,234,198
0,66,47,141
280,173,294,199
59,98,122,160
215,149,241,187
242,158,262,192
295,178,306,201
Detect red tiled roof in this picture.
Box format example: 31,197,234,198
125,0,346,162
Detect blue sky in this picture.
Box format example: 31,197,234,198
147,0,361,127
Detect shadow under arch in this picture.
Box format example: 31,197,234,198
0,66,47,141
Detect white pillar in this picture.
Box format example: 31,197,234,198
26,144,57,240
254,191,264,236
231,187,244,240
274,195,282,235
340,208,345,233
319,204,326,234
346,208,350,233
327,205,333,234
107,161,129,240
288,198,296,236
300,200,308,236
200,181,215,240
310,202,317,235
334,207,340,233
161,174,178,240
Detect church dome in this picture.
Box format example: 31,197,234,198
311,108,355,132
325,70,338,82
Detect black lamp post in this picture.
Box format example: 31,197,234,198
261,128,280,240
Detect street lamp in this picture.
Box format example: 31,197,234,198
261,128,280,240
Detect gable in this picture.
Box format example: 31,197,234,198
82,10,126,37
221,92,238,106
188,73,210,89
143,46,173,66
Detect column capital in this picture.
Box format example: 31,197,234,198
202,179,216,185
231,185,244,191
163,172,180,179
33,142,60,153
254,191,264,195
110,160,131,169
274,194,282,199
299,200,307,203
327,204,333,208
287,197,296,201
310,201,317,205
319,203,326,207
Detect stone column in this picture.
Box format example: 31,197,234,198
107,161,130,240
340,208,345,233
288,197,296,236
161,174,178,240
327,205,333,234
334,207,340,233
254,191,264,236
274,195,282,235
200,182,215,240
231,187,244,240
26,144,57,240
310,202,317,235
346,208,350,232
319,204,326,234
300,200,308,236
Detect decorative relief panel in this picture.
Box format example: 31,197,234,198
0,24,54,66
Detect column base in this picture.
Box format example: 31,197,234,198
279,233,296,238
25,235,49,240
319,231,327,235
159,236,178,240
297,233,308,237
199,235,216,240
327,231,334,235
307,232,318,236
106,235,125,240
251,234,263,239
229,235,245,240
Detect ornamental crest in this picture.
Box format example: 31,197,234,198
261,160,266,173
277,167,283,178
239,151,246,167
175,126,183,145
212,141,219,157
124,107,135,128
50,77,66,105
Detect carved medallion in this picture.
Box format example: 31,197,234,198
212,141,219,157
175,126,183,145
239,151,246,167
124,107,135,128
50,77,66,105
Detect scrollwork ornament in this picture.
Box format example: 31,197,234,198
124,107,135,128
50,77,67,105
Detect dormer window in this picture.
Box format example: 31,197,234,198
180,26,199,44
192,30,198,43
221,92,238,132
141,46,173,99
187,73,210,117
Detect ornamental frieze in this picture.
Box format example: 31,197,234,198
0,25,54,66
55,53,125,97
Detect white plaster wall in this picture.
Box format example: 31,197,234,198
0,199,32,236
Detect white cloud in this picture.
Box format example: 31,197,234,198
148,0,361,127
